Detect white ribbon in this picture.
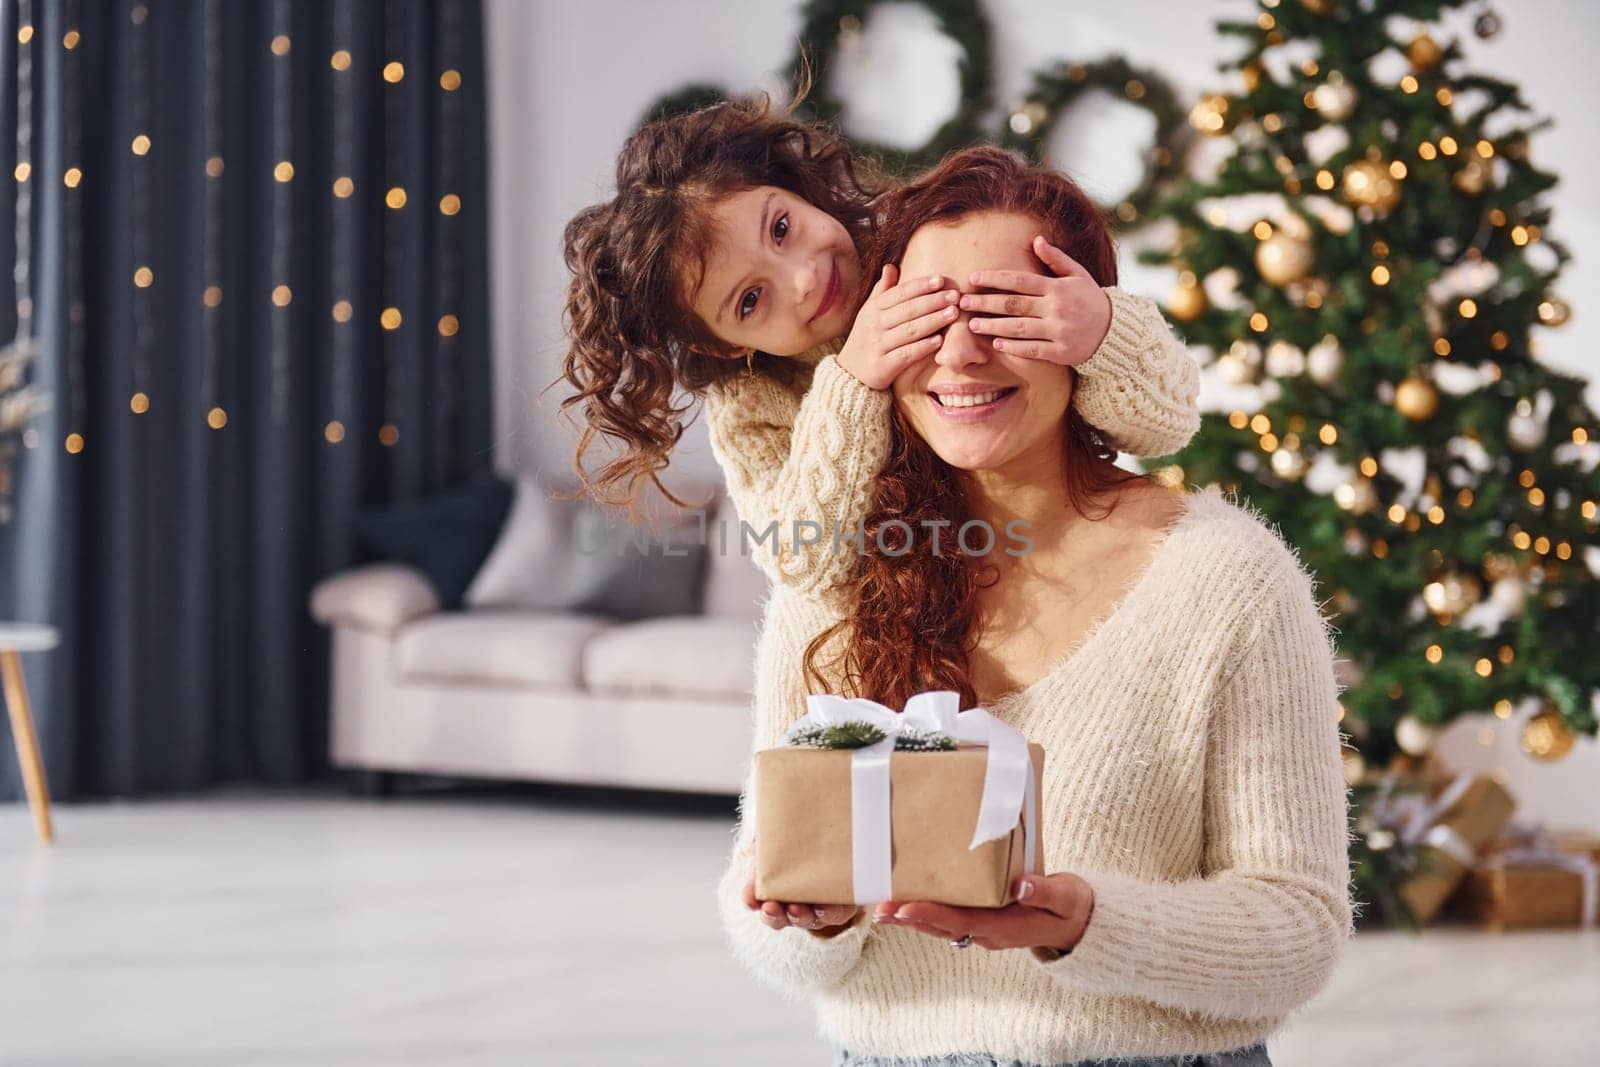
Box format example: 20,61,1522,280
1489,843,1600,929
790,690,1039,905
1399,771,1477,848
1422,823,1478,867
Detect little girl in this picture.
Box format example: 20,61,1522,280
558,88,1201,607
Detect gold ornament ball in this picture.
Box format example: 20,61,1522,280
1407,33,1443,71
1521,707,1576,762
1241,60,1264,93
1255,231,1314,287
1395,375,1439,421
1342,159,1401,214
1453,155,1492,195
1299,0,1335,13
1423,572,1482,619
1168,278,1207,322
1395,713,1438,756
1537,298,1571,327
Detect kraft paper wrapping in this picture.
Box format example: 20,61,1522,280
1453,864,1594,929
1448,826,1600,929
753,741,1046,908
1397,775,1515,925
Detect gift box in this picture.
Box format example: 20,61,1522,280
1395,773,1515,925
1448,823,1600,929
753,691,1045,908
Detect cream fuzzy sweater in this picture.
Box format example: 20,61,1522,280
705,290,1353,1061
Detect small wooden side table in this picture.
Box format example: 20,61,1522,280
0,623,59,843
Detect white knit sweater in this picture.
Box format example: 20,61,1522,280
713,486,1355,1061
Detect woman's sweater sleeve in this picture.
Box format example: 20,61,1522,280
704,347,892,605
1027,554,1354,1021
713,790,875,1001
1072,287,1202,459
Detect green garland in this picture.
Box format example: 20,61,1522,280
637,8,1194,227
784,719,958,751
999,56,1193,226
784,0,993,176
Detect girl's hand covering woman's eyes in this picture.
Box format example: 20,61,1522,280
834,264,962,392
957,236,1112,366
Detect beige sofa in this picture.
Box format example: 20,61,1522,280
308,487,765,795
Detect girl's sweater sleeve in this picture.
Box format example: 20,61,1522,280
1027,552,1355,1022
704,344,892,606
1072,287,1202,459
713,784,875,1001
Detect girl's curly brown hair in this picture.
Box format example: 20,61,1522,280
553,70,893,521
802,145,1151,711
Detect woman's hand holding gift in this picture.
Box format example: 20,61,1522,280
871,872,1095,954
743,843,863,937
959,237,1111,366
835,265,962,391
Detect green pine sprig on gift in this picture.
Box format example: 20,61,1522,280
783,720,957,751
895,728,958,751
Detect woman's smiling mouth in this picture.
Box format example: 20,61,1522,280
928,386,1020,422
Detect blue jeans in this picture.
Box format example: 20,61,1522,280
832,1040,1272,1067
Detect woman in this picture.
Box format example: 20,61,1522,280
714,147,1352,1067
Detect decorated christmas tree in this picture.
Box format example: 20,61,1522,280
1138,0,1598,923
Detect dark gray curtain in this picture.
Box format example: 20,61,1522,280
0,0,493,799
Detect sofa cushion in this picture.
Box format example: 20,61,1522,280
356,475,514,611
393,611,612,689
463,477,576,613
565,504,710,621
582,616,758,699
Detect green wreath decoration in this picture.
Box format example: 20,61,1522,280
784,0,993,176
1000,56,1193,227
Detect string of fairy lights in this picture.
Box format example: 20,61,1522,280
129,3,152,416
37,2,469,455
435,2,465,450
12,1,33,356
201,0,223,427
328,0,357,442
269,0,293,424
378,7,406,449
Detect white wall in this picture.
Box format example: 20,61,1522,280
484,0,1599,828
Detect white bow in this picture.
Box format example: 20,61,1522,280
788,690,1039,905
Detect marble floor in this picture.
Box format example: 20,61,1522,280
2,779,1597,1067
